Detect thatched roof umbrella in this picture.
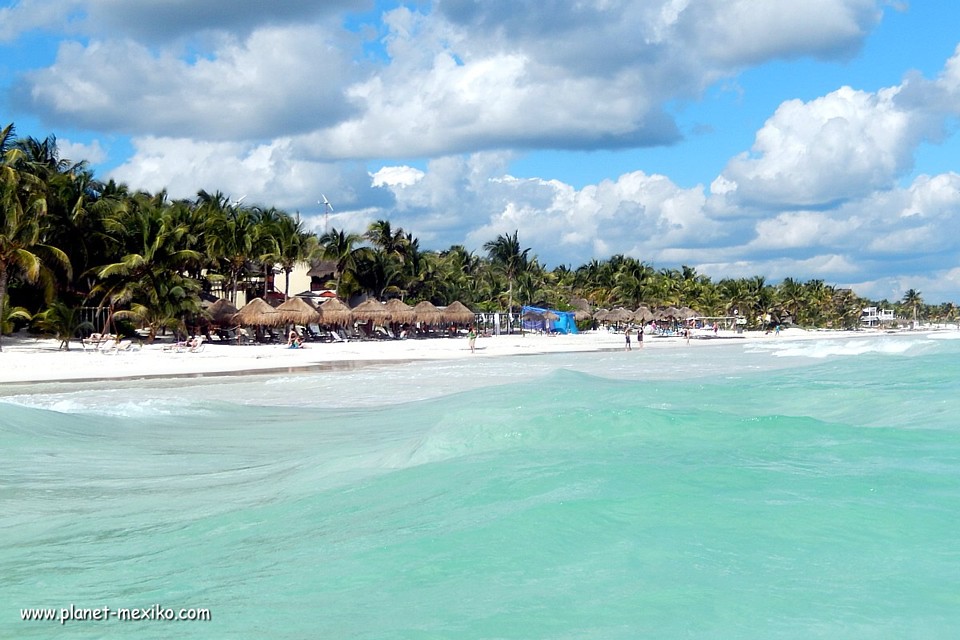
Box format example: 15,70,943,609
275,296,321,326
521,309,544,321
441,301,475,324
634,305,654,323
384,298,415,324
412,300,443,325
351,299,391,324
678,306,699,320
573,309,592,322
318,297,352,326
543,311,560,321
233,297,281,327
593,308,610,322
206,298,239,325
608,307,634,323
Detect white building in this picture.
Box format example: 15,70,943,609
861,306,895,327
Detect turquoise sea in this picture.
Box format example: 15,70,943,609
2,332,960,639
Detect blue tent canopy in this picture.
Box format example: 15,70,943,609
521,306,579,334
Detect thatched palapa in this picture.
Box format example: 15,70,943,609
318,298,352,326
412,300,443,325
573,309,592,322
275,296,321,326
441,301,474,324
633,305,653,323
206,298,239,324
384,298,414,323
351,299,391,323
232,297,281,326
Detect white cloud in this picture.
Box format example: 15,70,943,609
57,137,107,165
108,136,373,215
717,86,918,207
371,166,424,188
16,24,354,139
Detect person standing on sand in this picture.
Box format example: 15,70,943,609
638,325,644,349
468,326,477,353
625,327,632,351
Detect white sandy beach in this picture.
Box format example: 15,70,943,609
0,326,894,385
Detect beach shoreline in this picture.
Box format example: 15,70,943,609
0,326,944,386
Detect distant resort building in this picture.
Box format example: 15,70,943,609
861,306,895,327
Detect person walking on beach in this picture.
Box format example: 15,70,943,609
638,325,644,349
467,326,477,353
625,327,632,351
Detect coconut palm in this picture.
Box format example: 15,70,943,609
483,231,530,325
90,198,201,341
901,288,923,327
33,300,94,350
319,227,369,298
0,123,71,349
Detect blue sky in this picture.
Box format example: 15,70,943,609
2,0,960,303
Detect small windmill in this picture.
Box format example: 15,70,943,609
320,194,334,233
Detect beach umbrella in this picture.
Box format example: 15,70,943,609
608,307,634,323
543,311,560,321
521,309,544,321
275,296,321,326
232,297,281,326
662,306,681,318
412,300,443,325
634,305,653,323
593,308,610,322
351,299,391,323
318,297,352,326
441,301,475,324
678,306,699,320
573,309,592,322
205,298,239,325
384,298,415,323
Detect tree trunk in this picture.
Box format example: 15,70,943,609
0,267,7,352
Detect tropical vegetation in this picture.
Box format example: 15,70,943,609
1,122,956,347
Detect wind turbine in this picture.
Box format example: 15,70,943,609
320,194,334,233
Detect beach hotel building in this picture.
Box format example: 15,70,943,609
861,306,895,328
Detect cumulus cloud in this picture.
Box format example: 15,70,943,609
715,45,960,210
108,136,378,216
13,24,355,139
57,137,107,165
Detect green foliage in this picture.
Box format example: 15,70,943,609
1,294,31,335
33,300,94,350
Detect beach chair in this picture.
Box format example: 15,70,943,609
188,336,205,353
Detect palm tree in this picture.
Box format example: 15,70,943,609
271,213,317,299
205,200,258,304
90,197,201,341
319,227,369,299
0,123,71,349
483,231,531,328
33,300,94,350
902,288,923,328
